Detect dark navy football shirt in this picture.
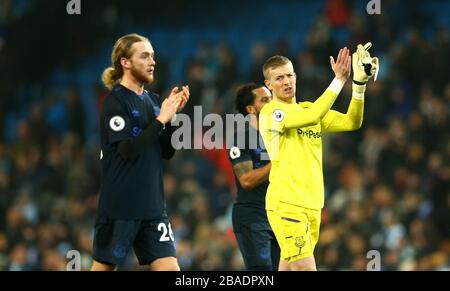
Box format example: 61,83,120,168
98,84,174,220
228,125,270,209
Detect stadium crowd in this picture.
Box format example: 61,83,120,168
0,0,448,270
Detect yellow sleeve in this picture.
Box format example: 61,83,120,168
321,98,364,133
261,78,345,133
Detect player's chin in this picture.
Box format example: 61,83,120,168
142,74,154,84
281,93,295,100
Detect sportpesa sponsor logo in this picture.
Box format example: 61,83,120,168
297,129,322,139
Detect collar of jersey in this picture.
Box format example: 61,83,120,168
116,84,147,101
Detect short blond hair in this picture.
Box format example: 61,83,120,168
102,33,149,90
262,55,292,79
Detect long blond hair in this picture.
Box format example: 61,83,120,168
102,33,149,90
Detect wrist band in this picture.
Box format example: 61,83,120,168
353,80,366,86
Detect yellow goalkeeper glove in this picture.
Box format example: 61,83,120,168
352,42,379,85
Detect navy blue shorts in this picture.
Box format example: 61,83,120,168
232,205,280,271
93,217,176,266
234,223,280,271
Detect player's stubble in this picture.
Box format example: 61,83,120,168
130,61,154,85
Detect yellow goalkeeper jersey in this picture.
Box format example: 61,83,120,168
259,92,364,210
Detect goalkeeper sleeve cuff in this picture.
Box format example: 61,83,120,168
352,82,366,100
328,78,346,95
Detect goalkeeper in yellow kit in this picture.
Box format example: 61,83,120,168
259,44,379,271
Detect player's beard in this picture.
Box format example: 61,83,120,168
130,65,153,85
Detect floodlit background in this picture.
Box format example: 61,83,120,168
0,0,448,270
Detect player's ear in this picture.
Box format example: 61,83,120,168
120,57,132,70
264,79,273,91
246,105,256,115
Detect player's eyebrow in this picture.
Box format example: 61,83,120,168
140,51,154,57
275,73,287,79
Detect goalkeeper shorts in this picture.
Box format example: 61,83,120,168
267,202,321,263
